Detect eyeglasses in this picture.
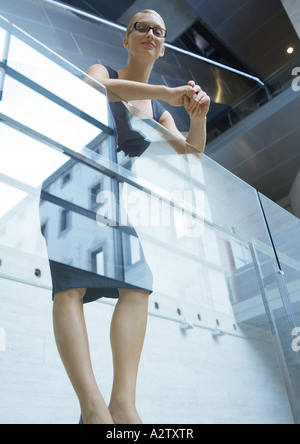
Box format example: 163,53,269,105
130,22,167,39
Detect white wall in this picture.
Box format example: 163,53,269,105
0,148,296,424
0,248,294,424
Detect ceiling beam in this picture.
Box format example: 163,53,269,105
281,0,300,38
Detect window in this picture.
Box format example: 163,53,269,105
123,233,142,267
41,221,48,240
90,182,102,211
92,145,102,155
231,239,252,270
60,209,71,233
62,171,72,187
91,248,105,275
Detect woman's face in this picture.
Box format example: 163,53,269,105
124,13,166,61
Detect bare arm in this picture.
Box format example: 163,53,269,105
159,112,207,155
85,65,210,155
85,64,193,107
159,81,210,155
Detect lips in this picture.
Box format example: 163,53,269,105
142,42,155,48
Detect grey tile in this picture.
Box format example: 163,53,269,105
163,48,182,68
149,71,166,86
1,13,80,54
51,48,99,73
0,0,50,25
45,7,125,46
98,51,128,71
73,34,127,65
154,58,191,83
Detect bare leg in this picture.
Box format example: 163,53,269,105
109,288,150,424
53,288,113,424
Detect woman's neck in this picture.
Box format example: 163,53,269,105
118,59,154,84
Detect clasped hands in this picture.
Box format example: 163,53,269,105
168,81,211,120
184,80,211,119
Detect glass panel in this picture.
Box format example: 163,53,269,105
0,13,299,424
0,124,67,187
259,193,300,420
7,35,108,123
0,182,27,218
0,25,5,59
0,1,270,141
2,76,104,151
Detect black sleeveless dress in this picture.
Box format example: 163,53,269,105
39,66,166,304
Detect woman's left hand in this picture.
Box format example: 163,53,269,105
184,81,211,120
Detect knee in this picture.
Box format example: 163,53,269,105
118,288,150,303
54,287,87,301
119,288,149,296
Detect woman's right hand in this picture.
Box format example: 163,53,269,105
166,85,194,107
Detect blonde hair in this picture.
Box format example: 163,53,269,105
126,10,166,38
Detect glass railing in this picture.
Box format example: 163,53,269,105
0,14,299,424
0,0,273,143
26,0,300,139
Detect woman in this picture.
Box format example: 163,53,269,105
52,9,210,425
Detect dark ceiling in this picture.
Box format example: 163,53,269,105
57,0,300,83
54,0,300,205
56,0,135,22
183,0,300,82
